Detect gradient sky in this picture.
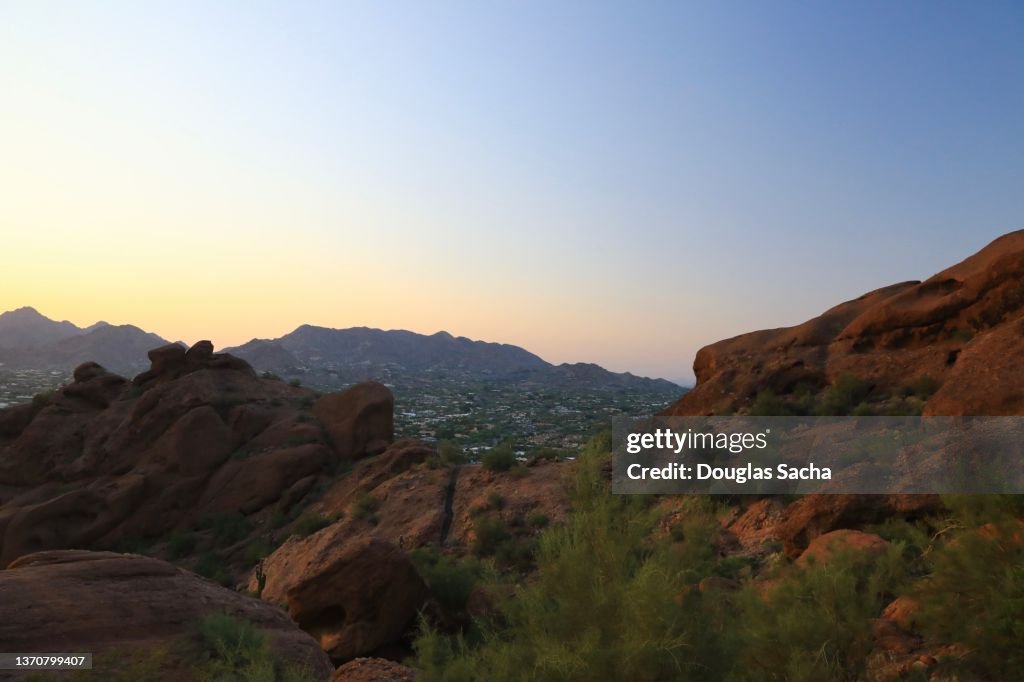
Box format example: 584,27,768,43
2,1,1022,382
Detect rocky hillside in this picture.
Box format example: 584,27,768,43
0,340,395,567
0,340,572,678
664,230,1024,417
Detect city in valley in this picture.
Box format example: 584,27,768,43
0,365,680,456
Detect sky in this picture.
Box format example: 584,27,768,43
1,1,1022,383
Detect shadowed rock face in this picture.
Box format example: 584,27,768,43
664,230,1024,417
0,341,394,567
0,550,335,681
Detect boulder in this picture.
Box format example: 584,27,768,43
274,537,429,662
795,529,889,566
313,382,394,460
332,657,417,682
775,494,941,558
0,550,334,680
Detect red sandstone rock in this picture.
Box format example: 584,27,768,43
0,550,334,681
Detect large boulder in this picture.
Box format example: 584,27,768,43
313,382,394,460
262,537,429,663
0,550,334,681
795,529,889,566
775,494,940,558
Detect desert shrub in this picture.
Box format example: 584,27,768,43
188,613,317,681
410,547,481,615
816,374,870,416
242,537,275,565
748,388,790,416
414,434,734,681
486,492,506,511
31,390,58,408
493,537,537,573
202,512,251,546
950,326,975,342
472,517,511,558
194,551,232,587
509,463,529,479
260,371,282,381
438,440,468,465
526,512,549,529
851,401,874,416
167,531,198,559
903,373,938,399
481,445,517,472
731,543,908,681
528,447,563,464
913,528,1024,679
291,512,334,538
352,492,380,524
884,396,925,416
289,379,302,387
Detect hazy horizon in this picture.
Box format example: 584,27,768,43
3,2,1022,382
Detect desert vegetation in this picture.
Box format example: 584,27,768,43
411,433,1024,681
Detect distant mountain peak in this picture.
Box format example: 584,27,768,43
0,306,168,373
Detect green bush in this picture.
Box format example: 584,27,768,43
816,374,870,416
912,503,1024,679
481,445,517,472
32,391,57,408
486,492,506,511
202,512,251,546
851,401,874,416
748,389,790,416
27,615,316,682
951,326,975,342
291,512,335,538
194,551,232,587
903,373,938,399
410,547,481,615
438,440,468,465
731,544,908,681
352,492,380,524
166,531,197,559
415,435,733,681
472,517,511,558
188,613,317,681
526,512,549,529
242,538,274,565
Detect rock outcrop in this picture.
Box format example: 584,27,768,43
0,550,334,681
664,230,1024,417
249,440,572,662
0,341,395,567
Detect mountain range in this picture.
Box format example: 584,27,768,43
0,308,681,392
225,325,681,392
0,307,169,374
